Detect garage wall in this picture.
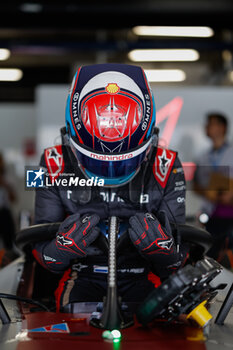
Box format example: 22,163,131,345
0,103,35,151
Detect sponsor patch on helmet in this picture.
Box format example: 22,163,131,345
105,83,120,94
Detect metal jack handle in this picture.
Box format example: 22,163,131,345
215,282,233,325
0,299,11,324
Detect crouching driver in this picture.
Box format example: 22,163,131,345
32,64,188,310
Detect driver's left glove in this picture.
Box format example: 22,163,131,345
32,213,101,273
129,211,188,280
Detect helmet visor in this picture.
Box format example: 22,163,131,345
70,137,151,180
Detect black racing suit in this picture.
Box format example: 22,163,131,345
33,143,186,309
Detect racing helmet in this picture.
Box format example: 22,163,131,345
65,64,156,186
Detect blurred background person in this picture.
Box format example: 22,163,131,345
194,113,233,268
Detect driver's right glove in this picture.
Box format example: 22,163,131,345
128,211,188,280
32,213,100,272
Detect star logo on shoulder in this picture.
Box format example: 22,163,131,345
158,149,171,175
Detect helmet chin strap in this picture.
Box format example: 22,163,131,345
60,126,70,145
152,126,159,147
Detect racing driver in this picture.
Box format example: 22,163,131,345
32,63,188,310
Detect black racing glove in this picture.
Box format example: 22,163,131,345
54,213,100,257
129,211,187,279
35,213,100,272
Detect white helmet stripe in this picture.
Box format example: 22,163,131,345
78,71,145,113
